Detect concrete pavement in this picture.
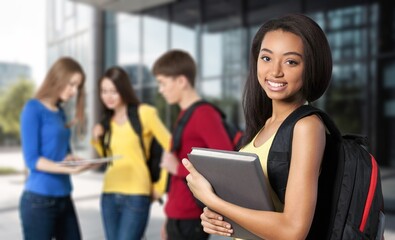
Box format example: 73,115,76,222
0,150,230,240
0,149,394,239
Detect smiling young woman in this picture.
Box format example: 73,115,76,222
183,13,333,240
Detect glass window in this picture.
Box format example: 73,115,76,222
312,5,378,136
384,61,395,88
200,78,222,98
143,15,168,72
105,12,141,85
46,0,96,156
170,23,196,58
202,21,247,78
141,13,168,105
202,31,222,77
104,12,117,69
47,46,59,64
385,100,395,117
55,0,63,34
200,17,248,130
76,4,93,31
222,75,245,101
117,13,140,66
65,1,75,18
309,12,325,29
327,6,366,30
202,25,247,89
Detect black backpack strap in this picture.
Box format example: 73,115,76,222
171,100,208,152
171,100,228,152
127,104,147,159
268,105,342,203
99,113,112,157
201,101,226,119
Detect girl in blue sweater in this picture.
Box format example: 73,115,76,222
19,57,93,240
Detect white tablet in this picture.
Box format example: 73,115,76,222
58,155,122,166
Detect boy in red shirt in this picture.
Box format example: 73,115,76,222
153,50,233,240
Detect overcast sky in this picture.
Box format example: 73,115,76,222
0,0,46,87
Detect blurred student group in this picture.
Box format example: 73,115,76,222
1,0,395,240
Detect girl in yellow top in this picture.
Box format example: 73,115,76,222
91,66,171,240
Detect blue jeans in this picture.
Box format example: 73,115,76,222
101,194,151,240
19,191,81,240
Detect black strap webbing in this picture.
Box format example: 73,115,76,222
268,104,342,203
127,104,147,159
171,100,225,152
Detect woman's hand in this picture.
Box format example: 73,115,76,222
92,123,104,140
62,155,102,174
36,157,97,175
201,207,233,237
182,158,214,205
63,154,81,162
160,152,179,175
69,164,96,174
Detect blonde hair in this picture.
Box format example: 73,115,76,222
35,57,86,129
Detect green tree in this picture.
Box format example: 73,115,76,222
0,79,35,143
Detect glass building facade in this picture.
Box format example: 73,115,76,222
47,0,97,155
48,0,395,167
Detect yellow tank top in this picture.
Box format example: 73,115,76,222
240,130,284,212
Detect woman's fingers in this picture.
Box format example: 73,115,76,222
203,207,222,220
182,158,196,174
200,207,233,236
183,158,205,187
201,221,233,237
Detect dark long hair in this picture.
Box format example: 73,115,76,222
242,13,333,146
98,66,140,156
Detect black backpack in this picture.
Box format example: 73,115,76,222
127,105,163,183
268,105,385,239
171,100,244,152
99,105,163,183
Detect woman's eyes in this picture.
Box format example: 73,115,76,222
286,60,299,65
260,56,299,66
